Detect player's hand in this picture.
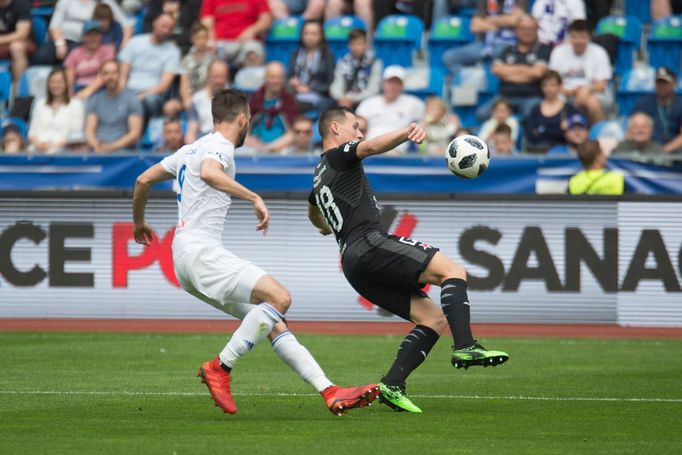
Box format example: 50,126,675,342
134,222,154,245
406,123,426,144
253,196,270,235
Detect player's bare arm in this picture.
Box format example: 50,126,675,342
133,163,175,245
307,204,332,235
356,123,426,159
200,159,270,234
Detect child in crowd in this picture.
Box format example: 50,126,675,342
488,123,517,156
93,3,124,50
478,98,519,144
181,23,214,96
419,96,459,156
1,123,26,153
329,28,382,109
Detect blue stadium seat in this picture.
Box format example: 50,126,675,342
373,14,424,67
596,16,642,74
30,7,54,18
427,16,474,96
265,16,303,64
0,70,11,106
1,117,28,140
647,16,682,72
32,16,48,46
450,65,498,127
18,66,52,98
624,0,651,24
324,15,366,62
616,67,655,117
589,118,626,141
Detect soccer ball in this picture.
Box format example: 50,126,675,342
444,135,490,179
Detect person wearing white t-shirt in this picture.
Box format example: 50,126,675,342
132,88,379,416
356,65,425,154
548,19,612,123
531,0,586,45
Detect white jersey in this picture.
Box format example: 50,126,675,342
160,131,236,241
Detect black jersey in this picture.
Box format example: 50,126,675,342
308,141,383,252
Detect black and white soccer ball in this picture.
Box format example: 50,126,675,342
444,135,490,179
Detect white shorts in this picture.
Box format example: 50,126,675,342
172,233,267,320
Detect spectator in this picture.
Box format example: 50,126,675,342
287,20,335,114
612,112,666,155
479,98,519,143
119,12,182,121
548,19,612,124
330,28,382,109
652,0,682,21
325,0,373,34
144,0,201,54
181,23,214,96
28,68,85,153
247,61,299,153
85,60,143,153
34,0,132,65
455,127,475,137
0,0,35,83
269,0,324,19
154,117,185,153
419,95,459,156
93,3,123,51
282,115,315,154
443,0,527,77
525,70,580,153
482,15,551,122
1,123,25,153
569,140,624,195
548,112,589,155
632,67,682,154
531,0,586,45
488,123,518,156
185,60,230,143
356,65,425,153
64,20,117,99
200,0,271,69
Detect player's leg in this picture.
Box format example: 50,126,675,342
418,252,509,369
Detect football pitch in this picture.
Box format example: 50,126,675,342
1,331,681,454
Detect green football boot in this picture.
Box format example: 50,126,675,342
378,382,422,413
451,340,509,369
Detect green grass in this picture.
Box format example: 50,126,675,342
1,332,681,454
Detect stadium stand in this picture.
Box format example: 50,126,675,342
596,15,642,74
265,16,303,64
427,16,474,96
323,15,367,62
373,14,424,68
647,15,682,71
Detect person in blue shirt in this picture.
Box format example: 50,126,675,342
632,67,682,153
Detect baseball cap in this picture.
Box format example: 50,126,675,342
567,113,588,129
2,123,20,137
655,67,676,83
383,65,406,82
82,20,102,35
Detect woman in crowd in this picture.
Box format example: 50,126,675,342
64,20,116,99
28,68,85,153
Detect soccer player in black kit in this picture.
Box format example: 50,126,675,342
308,107,509,413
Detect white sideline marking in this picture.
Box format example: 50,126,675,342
0,390,680,403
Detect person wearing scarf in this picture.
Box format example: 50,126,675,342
330,28,382,109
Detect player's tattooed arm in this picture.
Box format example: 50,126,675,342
356,123,426,159
133,163,175,245
308,204,332,236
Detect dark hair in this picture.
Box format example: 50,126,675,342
46,67,70,105
318,106,353,138
540,69,562,85
93,3,113,21
153,11,175,24
455,127,473,137
190,22,207,37
491,97,512,112
568,19,591,34
293,115,314,127
493,123,512,137
163,116,181,126
348,28,367,42
299,20,329,54
212,89,249,125
577,140,602,167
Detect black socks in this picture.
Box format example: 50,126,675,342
382,325,440,386
440,278,475,349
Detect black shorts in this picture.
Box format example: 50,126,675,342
341,231,439,321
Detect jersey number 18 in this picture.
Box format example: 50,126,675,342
316,185,343,232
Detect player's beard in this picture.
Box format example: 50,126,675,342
235,123,248,148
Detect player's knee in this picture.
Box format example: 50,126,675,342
270,288,292,313
424,314,447,334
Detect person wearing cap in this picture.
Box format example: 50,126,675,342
612,112,665,155
548,112,589,155
632,67,682,154
64,20,116,99
569,140,624,195
355,65,425,154
0,0,36,83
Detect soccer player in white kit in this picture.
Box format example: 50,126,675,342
132,89,379,415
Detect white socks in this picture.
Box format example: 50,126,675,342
271,331,333,392
219,303,282,368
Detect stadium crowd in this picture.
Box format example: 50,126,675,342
0,0,681,164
